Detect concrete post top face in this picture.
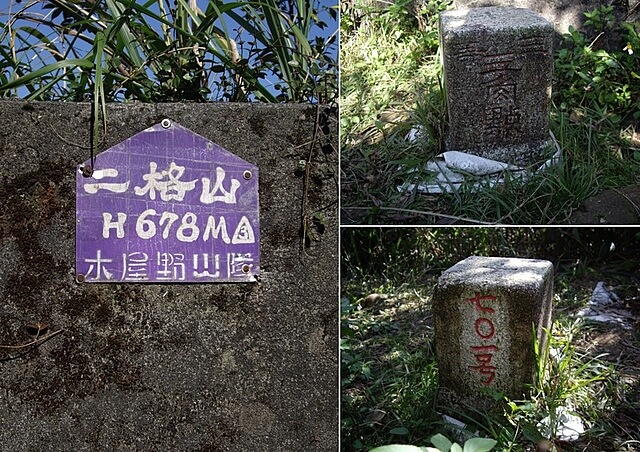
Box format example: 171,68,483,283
440,7,554,33
438,256,553,289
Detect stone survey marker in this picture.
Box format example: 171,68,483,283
440,7,554,166
76,120,260,283
433,256,553,407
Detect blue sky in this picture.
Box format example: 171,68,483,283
1,0,338,101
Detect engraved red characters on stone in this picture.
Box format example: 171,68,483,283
474,317,496,339
468,353,497,385
466,292,499,386
465,292,496,313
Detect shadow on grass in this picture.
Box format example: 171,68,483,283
341,267,640,451
341,284,441,451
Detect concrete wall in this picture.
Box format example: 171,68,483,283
0,100,338,450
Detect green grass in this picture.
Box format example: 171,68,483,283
341,276,639,452
0,0,337,103
340,2,640,224
341,229,640,451
341,287,442,450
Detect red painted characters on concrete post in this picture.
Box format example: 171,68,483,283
465,292,499,386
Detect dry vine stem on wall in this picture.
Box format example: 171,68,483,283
300,104,321,256
299,104,336,256
0,328,64,350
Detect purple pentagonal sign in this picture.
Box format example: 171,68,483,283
76,120,259,283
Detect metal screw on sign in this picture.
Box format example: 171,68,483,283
243,170,252,180
242,264,251,274
81,165,94,177
161,119,172,129
76,273,86,283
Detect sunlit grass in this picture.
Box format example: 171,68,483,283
0,0,337,103
340,1,640,224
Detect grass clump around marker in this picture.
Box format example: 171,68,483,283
340,2,640,224
340,228,640,451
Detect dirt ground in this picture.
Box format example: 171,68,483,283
568,326,640,452
570,281,640,451
567,185,640,225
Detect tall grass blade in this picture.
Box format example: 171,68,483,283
0,58,94,93
93,30,107,160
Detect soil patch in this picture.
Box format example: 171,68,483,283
567,185,640,225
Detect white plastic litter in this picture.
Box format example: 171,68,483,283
537,406,585,441
439,413,479,443
398,131,561,194
441,151,517,175
441,414,467,431
405,125,426,143
590,281,619,305
577,281,633,329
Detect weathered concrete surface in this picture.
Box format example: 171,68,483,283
433,256,553,409
0,100,338,450
440,7,555,166
453,0,631,51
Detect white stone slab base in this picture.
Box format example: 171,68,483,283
398,130,561,194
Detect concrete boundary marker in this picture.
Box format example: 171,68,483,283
434,256,554,410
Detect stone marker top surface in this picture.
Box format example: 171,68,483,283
441,7,554,34
438,256,553,288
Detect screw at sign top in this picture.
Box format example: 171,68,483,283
81,165,94,177
243,170,252,180
161,119,172,129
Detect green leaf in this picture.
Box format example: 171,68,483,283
522,422,545,443
605,59,619,68
105,0,144,69
390,427,410,435
462,438,498,452
430,434,452,451
93,29,107,158
451,444,463,452
369,446,426,452
0,59,94,93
